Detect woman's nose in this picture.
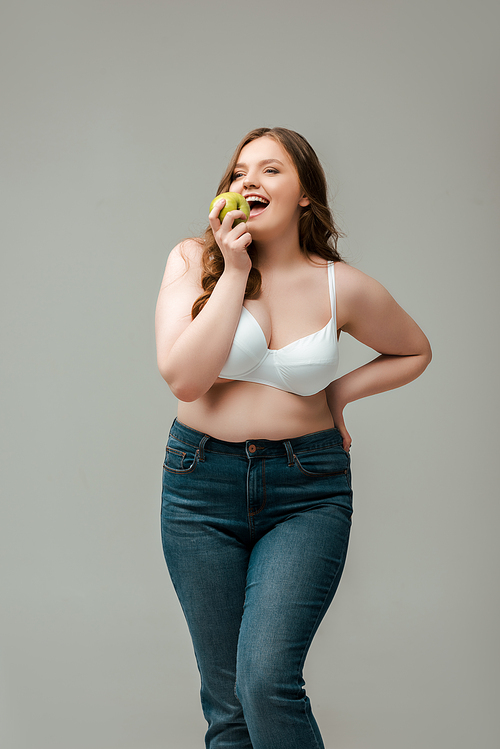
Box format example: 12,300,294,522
243,173,259,189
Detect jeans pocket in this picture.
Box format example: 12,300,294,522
163,440,199,474
293,445,349,478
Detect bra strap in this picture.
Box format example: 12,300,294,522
328,262,337,319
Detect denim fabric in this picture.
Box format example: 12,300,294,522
160,418,353,749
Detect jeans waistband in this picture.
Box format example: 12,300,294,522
169,418,343,459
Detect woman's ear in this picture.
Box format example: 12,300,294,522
299,195,310,207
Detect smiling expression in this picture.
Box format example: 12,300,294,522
229,137,310,240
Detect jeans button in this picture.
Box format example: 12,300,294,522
248,444,256,453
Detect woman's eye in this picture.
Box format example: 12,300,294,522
232,168,277,180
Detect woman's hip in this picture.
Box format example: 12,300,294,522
161,419,353,544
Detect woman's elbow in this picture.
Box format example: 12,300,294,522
169,382,204,402
157,363,207,402
422,337,432,367
415,338,432,376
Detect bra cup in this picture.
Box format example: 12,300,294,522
274,325,340,396
219,308,268,378
279,358,340,396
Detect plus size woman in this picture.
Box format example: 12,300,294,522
155,127,431,748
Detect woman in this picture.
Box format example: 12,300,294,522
155,127,431,749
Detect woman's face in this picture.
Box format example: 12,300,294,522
229,137,309,240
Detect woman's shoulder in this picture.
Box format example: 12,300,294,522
334,261,406,334
334,260,384,295
306,256,374,293
162,238,204,289
169,237,204,265
166,237,204,273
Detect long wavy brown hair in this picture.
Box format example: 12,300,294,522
192,127,345,319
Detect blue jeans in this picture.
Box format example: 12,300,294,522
160,419,353,749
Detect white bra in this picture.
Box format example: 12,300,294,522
219,261,339,396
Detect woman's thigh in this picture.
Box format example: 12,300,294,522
162,523,250,686
236,497,352,690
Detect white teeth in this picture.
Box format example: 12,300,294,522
246,196,269,204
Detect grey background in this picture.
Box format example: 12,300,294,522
1,1,499,747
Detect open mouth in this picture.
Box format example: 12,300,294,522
245,195,270,218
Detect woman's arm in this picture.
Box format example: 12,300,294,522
155,201,252,401
326,263,432,450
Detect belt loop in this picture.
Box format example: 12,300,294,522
283,440,294,467
198,434,210,462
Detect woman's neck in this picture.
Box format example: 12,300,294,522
252,227,304,273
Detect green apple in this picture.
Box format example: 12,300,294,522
209,192,250,226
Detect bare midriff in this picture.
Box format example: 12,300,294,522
177,379,335,442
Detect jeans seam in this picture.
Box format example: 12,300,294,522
246,459,254,540
249,459,267,517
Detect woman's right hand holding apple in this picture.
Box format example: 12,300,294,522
209,198,253,274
